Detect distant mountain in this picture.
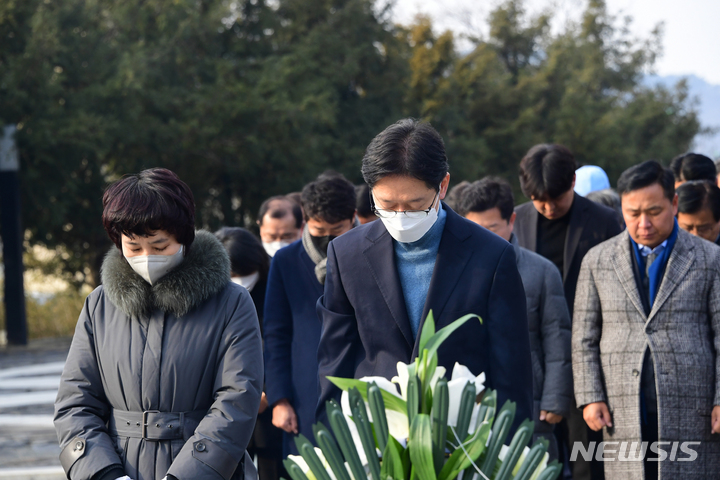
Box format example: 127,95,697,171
645,74,720,158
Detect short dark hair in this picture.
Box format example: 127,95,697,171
669,153,716,183
617,160,675,201
257,195,303,228
362,118,449,190
677,180,720,222
456,177,515,220
301,171,356,223
444,181,471,211
102,168,195,249
355,184,373,218
518,144,577,200
215,227,270,280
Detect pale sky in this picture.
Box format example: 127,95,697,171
391,0,720,85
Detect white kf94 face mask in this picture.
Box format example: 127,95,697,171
262,240,291,257
231,271,260,292
375,193,440,243
126,245,184,285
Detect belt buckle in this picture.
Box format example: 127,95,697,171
142,410,160,440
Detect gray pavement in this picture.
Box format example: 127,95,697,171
0,337,71,479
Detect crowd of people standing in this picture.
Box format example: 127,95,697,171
53,118,720,480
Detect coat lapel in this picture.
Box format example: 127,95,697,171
610,231,647,320
362,221,414,347
564,194,589,281
413,207,473,357
648,230,694,322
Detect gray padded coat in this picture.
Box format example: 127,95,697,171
511,234,573,458
54,231,263,480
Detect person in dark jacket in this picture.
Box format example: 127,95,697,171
54,168,263,480
676,180,720,246
514,144,622,480
215,227,285,480
457,177,572,461
670,152,716,188
263,172,357,456
316,119,533,434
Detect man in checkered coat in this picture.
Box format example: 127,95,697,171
573,160,720,479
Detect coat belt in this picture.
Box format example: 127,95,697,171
108,409,206,441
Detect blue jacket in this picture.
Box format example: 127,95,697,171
316,204,534,432
263,240,324,455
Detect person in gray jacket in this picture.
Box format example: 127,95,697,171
54,168,263,480
457,176,573,460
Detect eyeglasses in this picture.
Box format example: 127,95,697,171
371,191,439,219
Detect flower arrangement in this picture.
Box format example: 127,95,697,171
284,312,562,480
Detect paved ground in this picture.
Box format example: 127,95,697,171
0,337,71,479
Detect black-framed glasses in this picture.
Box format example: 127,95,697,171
371,190,439,219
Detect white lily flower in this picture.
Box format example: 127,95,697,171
446,363,486,428
358,376,402,398
391,361,410,400
450,362,485,390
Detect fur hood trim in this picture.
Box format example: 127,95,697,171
101,230,231,318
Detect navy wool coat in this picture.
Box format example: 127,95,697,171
263,240,324,455
316,204,534,432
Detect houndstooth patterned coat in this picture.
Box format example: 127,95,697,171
573,228,720,479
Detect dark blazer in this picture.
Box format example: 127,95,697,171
514,193,622,317
263,241,324,455
316,204,533,432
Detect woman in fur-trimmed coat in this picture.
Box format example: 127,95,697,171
54,168,263,480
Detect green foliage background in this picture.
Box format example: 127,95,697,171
0,0,700,287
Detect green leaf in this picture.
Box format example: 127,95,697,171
512,439,549,480
533,460,562,480
476,389,497,428
480,400,516,476
349,387,381,480
455,381,476,443
422,314,482,364
406,373,420,429
431,379,449,475
418,310,436,353
438,420,492,480
313,423,351,480
408,414,436,480
284,458,311,480
368,382,389,452
381,436,407,480
495,419,535,480
328,377,407,413
326,400,366,480
294,434,333,480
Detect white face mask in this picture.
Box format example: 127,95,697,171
231,271,260,292
263,240,291,257
375,192,441,243
126,245,184,285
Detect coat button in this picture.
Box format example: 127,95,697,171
632,369,640,376
195,442,206,452
74,441,84,451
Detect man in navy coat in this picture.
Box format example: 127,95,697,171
316,119,533,432
263,172,357,455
